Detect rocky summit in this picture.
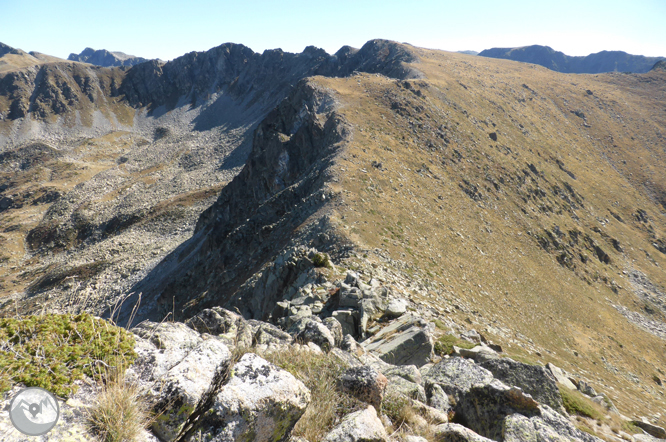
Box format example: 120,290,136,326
0,38,666,442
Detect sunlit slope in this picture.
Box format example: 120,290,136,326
315,48,666,422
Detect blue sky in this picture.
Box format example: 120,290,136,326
2,0,665,61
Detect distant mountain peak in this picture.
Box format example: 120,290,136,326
479,44,665,73
68,47,150,67
0,42,25,58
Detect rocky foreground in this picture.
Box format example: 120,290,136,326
2,263,664,442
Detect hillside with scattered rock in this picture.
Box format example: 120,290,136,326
0,39,666,441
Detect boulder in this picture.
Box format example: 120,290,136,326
479,358,565,414
385,375,427,402
590,393,619,414
385,298,408,318
383,364,422,384
289,317,335,351
423,357,494,401
333,310,359,338
546,363,577,390
460,329,483,344
195,353,310,442
577,380,597,397
150,339,231,441
129,321,203,381
434,423,495,442
340,365,388,409
322,406,388,442
323,316,344,347
361,314,433,366
427,383,451,414
254,321,293,346
455,380,540,441
631,421,666,439
185,307,243,337
456,344,499,362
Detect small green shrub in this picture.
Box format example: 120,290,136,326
559,386,603,420
0,313,136,397
434,334,475,356
312,253,331,268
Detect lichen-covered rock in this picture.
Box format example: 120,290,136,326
126,322,232,441
434,423,495,442
341,365,388,409
149,339,231,441
289,317,335,351
194,353,310,442
455,380,540,441
322,406,388,442
479,358,565,414
323,317,344,347
361,314,433,366
185,307,244,337
129,321,204,382
384,375,427,402
427,383,451,414
423,357,494,401
385,298,408,318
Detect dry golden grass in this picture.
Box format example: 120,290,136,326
258,346,363,442
85,372,152,442
310,48,666,425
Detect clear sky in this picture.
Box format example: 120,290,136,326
2,0,665,61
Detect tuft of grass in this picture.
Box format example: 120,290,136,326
258,346,363,442
85,370,151,442
0,313,136,397
433,333,476,356
312,252,332,269
559,386,604,420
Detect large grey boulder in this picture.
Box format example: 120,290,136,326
194,353,310,442
385,298,408,318
434,423,495,442
479,358,565,414
149,339,230,441
323,316,344,347
631,420,666,439
500,406,603,442
455,380,540,441
340,365,388,409
129,321,204,382
456,344,499,362
546,363,577,390
289,317,335,351
424,357,494,401
361,314,433,366
185,307,243,337
127,322,231,441
322,406,388,442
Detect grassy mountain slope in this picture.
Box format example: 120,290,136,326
319,49,666,423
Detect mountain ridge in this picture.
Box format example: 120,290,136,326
67,47,151,67
479,44,665,73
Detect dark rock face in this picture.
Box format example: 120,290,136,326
124,79,351,323
67,47,150,67
479,45,665,73
479,358,565,414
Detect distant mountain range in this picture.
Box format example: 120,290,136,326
478,44,665,74
67,47,150,67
